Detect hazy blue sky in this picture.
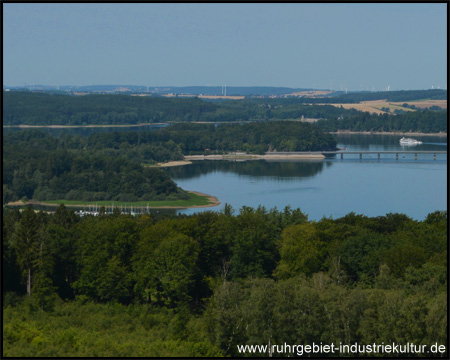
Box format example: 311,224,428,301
3,3,447,90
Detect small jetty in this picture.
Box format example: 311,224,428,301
74,203,154,217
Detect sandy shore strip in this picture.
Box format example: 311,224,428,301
156,160,193,167
5,191,220,210
144,160,193,168
185,153,325,160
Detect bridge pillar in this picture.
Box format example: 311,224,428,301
377,153,380,159
341,153,343,159
359,153,362,159
434,153,436,160
415,153,417,160
396,153,399,160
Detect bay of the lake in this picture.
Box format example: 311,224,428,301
165,134,447,221
4,126,447,221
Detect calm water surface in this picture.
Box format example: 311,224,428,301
166,134,447,220
4,127,447,221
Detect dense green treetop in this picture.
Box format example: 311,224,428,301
3,92,219,125
83,122,337,155
2,90,447,357
2,206,447,357
2,130,188,203
316,109,447,133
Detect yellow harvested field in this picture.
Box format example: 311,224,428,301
390,100,447,109
321,99,447,114
327,103,389,114
198,95,245,100
161,94,245,100
289,90,333,97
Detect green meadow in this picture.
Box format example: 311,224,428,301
39,191,216,209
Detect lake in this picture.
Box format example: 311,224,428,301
165,134,447,220
4,126,447,221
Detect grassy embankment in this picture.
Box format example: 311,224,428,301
10,192,218,209
41,192,217,208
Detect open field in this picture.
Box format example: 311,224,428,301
289,90,333,97
325,101,412,114
317,99,447,115
389,99,447,109
5,191,220,210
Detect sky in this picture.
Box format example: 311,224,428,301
3,3,447,90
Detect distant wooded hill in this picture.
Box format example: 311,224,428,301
309,89,447,103
4,85,310,96
3,90,447,133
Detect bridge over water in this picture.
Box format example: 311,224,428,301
267,151,447,160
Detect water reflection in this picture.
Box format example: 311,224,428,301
165,159,330,181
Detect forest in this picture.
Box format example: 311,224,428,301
2,123,336,204
2,89,448,357
316,109,447,133
2,205,447,357
3,91,447,133
85,122,337,154
2,130,188,204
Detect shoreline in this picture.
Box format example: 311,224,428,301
2,123,168,129
329,130,447,137
3,124,447,137
5,191,220,210
185,153,325,161
148,154,325,168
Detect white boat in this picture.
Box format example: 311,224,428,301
399,137,422,146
